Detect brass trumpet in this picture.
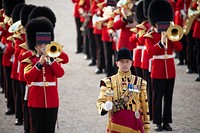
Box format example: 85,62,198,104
45,41,63,58
167,23,184,41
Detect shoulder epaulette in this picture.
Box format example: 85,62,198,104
143,31,154,39
13,33,23,41
130,27,137,33
0,22,6,30
55,57,63,63
79,0,85,6
7,35,14,42
101,77,111,88
21,58,32,64
97,2,105,9
138,30,146,38
136,22,146,30
19,42,28,50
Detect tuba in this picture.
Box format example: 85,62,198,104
183,0,200,35
45,41,63,58
167,22,184,41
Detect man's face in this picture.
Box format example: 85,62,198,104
116,59,132,72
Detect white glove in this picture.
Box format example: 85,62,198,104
103,101,113,111
0,42,6,50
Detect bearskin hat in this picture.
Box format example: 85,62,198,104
26,17,54,51
0,0,2,9
2,0,25,17
143,0,153,18
20,4,36,27
148,0,173,27
12,3,26,23
135,0,147,23
28,6,56,28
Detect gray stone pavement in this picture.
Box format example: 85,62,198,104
0,0,200,133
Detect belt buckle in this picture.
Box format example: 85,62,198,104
43,82,48,87
164,54,168,59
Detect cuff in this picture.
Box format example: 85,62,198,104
36,62,43,69
158,41,165,49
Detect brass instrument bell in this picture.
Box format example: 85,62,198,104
45,41,63,57
167,23,183,41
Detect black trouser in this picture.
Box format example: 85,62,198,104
195,38,200,77
95,34,105,70
152,78,175,125
29,107,58,133
178,35,187,64
75,17,83,52
20,81,30,133
86,27,96,63
103,41,114,77
4,66,14,111
187,31,197,72
13,79,23,121
83,28,90,58
143,69,152,120
0,53,4,91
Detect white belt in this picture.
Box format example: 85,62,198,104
136,46,144,49
31,82,56,87
153,54,175,59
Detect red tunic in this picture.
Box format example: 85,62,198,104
78,0,93,28
1,24,13,66
2,36,14,67
72,0,81,18
11,33,26,80
146,31,182,79
24,54,65,108
130,21,151,68
192,2,200,38
18,43,30,82
173,0,191,26
113,16,135,51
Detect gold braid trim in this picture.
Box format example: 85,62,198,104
19,42,28,50
140,79,150,133
143,31,154,39
130,27,137,33
6,35,14,42
13,33,23,41
0,22,6,30
97,2,105,9
79,0,85,6
97,77,112,115
24,64,33,74
107,122,142,133
138,30,146,38
136,22,146,30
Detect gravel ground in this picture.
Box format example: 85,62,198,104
0,0,199,133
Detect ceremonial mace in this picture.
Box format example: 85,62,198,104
105,89,114,133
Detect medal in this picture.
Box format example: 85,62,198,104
135,110,140,119
133,85,140,92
